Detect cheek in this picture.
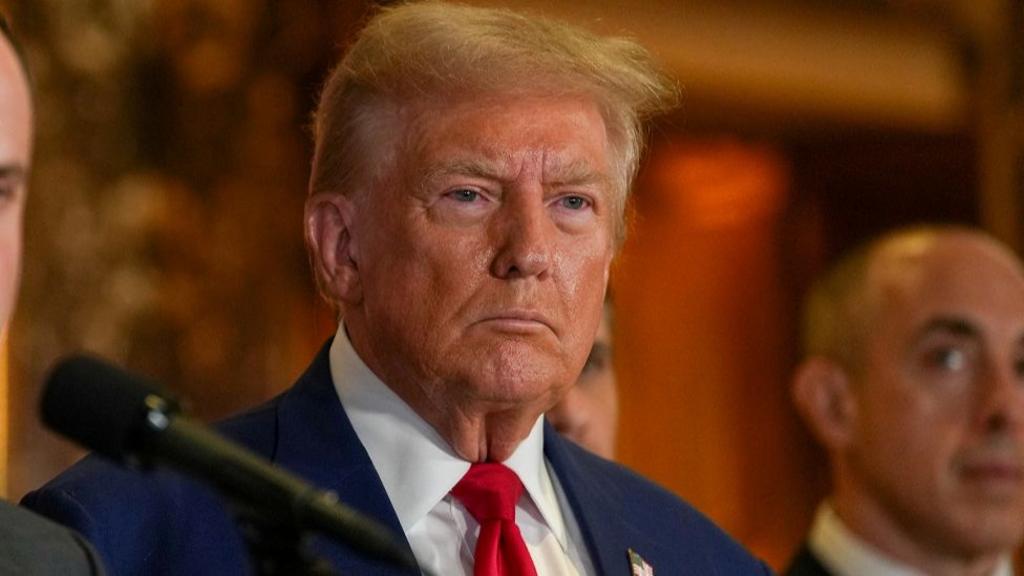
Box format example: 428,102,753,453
556,236,611,296
0,222,20,325
557,251,610,335
860,389,960,485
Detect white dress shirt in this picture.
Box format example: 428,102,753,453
809,503,1013,576
329,326,595,575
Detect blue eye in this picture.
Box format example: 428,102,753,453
449,189,479,202
559,196,589,210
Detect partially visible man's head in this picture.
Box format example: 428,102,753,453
304,1,674,461
793,226,1024,569
0,19,32,332
547,302,618,459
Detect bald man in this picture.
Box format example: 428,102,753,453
0,17,106,576
786,226,1024,576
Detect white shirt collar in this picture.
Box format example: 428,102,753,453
809,503,1013,576
328,325,571,550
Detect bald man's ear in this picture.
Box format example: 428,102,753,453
305,193,362,306
791,357,858,451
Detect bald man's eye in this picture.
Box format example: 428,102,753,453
923,346,968,373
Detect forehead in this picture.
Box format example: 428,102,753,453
870,236,1024,343
0,36,31,163
400,94,613,181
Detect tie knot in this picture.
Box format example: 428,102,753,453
452,462,524,523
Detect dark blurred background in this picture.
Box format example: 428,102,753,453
0,0,1020,570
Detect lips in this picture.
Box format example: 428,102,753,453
475,309,555,334
958,451,1024,491
961,461,1024,482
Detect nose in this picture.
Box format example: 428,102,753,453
977,360,1024,434
490,193,553,280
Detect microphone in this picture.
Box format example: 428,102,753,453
40,355,419,573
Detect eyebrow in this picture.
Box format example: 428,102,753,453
913,316,980,341
421,157,610,189
0,165,26,180
422,158,503,183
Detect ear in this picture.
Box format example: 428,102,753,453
791,357,858,451
304,192,362,306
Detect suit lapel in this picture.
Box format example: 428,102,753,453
544,423,649,575
271,342,416,575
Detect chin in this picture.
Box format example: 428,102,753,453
462,363,568,406
945,512,1024,556
434,336,576,403
461,373,558,405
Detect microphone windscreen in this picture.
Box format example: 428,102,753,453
41,355,174,462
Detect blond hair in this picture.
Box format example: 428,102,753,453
309,0,677,242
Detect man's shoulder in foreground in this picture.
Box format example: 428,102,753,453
546,427,774,575
0,499,107,576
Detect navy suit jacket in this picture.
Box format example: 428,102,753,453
24,342,771,576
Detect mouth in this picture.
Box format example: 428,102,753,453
475,310,555,335
960,460,1024,490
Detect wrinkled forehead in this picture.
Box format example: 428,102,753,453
395,93,616,188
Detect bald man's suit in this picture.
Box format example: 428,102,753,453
783,545,831,576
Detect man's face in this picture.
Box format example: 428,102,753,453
849,235,1024,556
547,307,618,458
346,94,615,429
0,37,31,332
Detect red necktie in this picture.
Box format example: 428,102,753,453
452,462,539,576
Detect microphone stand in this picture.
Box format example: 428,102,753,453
230,502,337,576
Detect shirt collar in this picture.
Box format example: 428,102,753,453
328,325,570,550
809,503,1014,576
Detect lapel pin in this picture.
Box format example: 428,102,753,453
627,548,654,576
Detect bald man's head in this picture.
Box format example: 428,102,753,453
793,226,1024,572
800,227,1024,373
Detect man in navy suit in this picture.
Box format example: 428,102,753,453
25,2,771,574
786,227,1024,576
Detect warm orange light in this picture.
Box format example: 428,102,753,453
642,140,788,230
